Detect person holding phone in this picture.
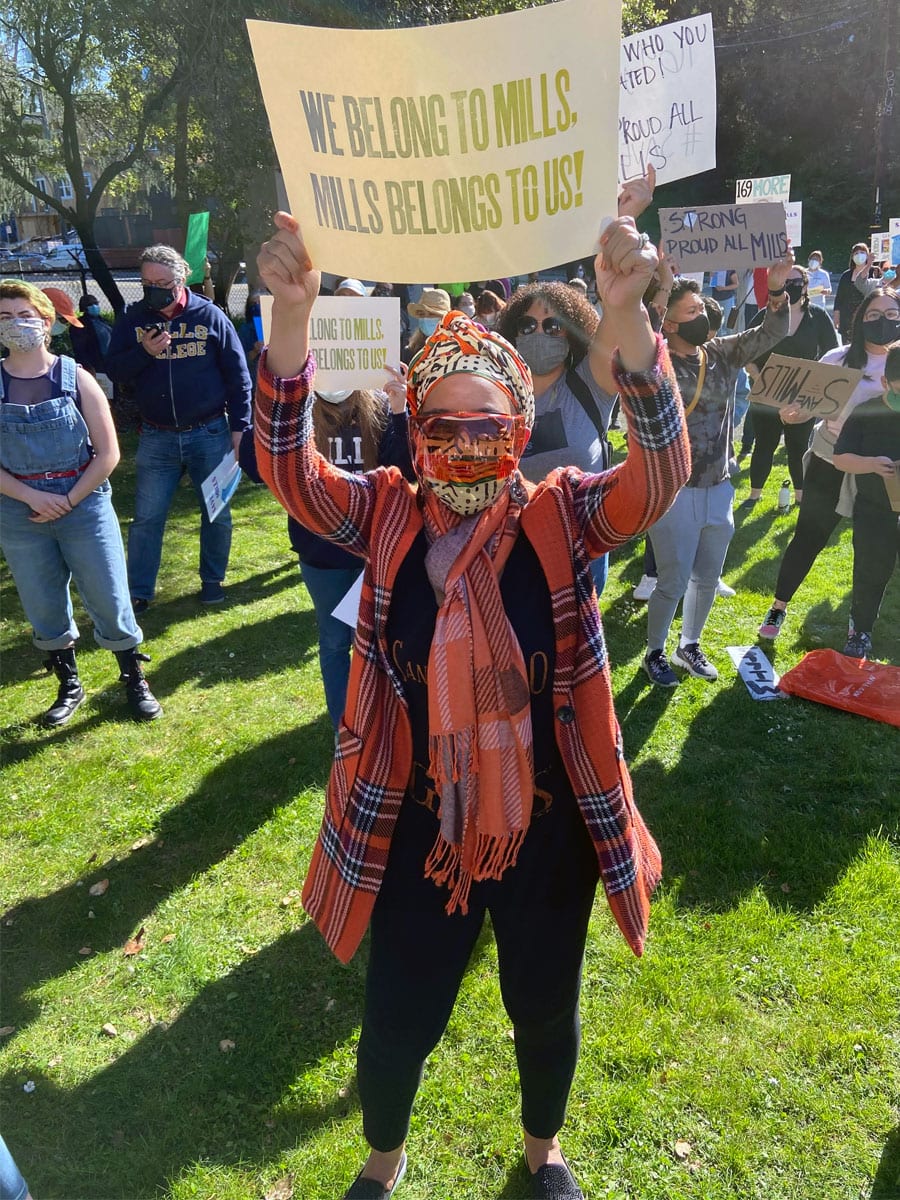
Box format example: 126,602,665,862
106,244,252,611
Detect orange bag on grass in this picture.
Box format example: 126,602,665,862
778,649,900,728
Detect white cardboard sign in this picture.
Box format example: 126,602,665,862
727,646,785,701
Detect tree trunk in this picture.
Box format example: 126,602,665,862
76,223,126,317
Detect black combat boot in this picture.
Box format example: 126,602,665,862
42,648,86,727
114,648,163,721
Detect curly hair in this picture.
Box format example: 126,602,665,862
497,281,598,365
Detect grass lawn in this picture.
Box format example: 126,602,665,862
1,432,899,1200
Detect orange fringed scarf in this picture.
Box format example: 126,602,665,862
421,488,534,915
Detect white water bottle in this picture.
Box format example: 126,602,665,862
777,480,791,513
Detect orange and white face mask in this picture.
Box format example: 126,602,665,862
409,411,530,516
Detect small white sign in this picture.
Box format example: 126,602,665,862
735,174,791,203
727,645,786,701
331,570,364,628
201,450,241,523
259,294,400,392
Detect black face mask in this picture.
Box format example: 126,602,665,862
785,281,806,305
675,312,710,346
143,284,177,311
863,315,900,346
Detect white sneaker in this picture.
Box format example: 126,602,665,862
716,578,736,598
633,574,657,601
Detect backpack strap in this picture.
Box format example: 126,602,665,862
565,367,612,469
59,355,79,401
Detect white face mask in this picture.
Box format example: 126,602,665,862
0,316,47,352
808,259,821,270
52,319,67,336
853,252,868,266
316,388,353,404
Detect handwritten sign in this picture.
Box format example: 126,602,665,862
727,646,785,701
659,202,788,271
259,295,400,391
247,0,619,282
735,174,790,203
618,13,716,186
749,354,864,419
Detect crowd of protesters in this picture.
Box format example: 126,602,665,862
2,174,899,1197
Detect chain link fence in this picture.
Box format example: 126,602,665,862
8,268,249,321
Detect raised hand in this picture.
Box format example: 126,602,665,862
766,248,795,294
595,217,659,313
258,212,321,313
617,164,656,221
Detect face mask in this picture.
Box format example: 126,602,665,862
883,269,897,282
863,314,900,346
143,284,178,311
884,389,900,413
0,316,47,352
316,388,353,404
516,331,569,376
673,312,710,347
807,259,821,271
785,280,806,305
419,317,440,336
410,411,529,516
853,252,868,266
86,304,100,316
458,302,475,318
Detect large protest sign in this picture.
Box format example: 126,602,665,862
659,202,788,271
618,13,716,186
890,218,900,265
871,231,892,258
748,354,863,419
259,295,401,391
784,201,802,247
735,174,790,203
247,0,620,282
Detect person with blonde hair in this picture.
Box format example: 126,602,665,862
0,279,161,723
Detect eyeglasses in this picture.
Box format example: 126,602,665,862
142,278,178,290
516,315,565,337
863,309,900,321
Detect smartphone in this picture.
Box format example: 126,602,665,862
144,323,165,336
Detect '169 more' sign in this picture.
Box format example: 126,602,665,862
749,355,863,419
659,201,788,270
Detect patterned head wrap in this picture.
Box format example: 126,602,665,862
407,311,534,428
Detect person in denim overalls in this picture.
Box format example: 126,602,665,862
0,280,162,725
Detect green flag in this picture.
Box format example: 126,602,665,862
184,212,210,285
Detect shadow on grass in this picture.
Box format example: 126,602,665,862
3,921,367,1198
1,716,334,1035
0,605,320,769
871,1127,900,1199
628,674,900,914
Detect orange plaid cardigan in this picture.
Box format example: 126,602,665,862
255,337,689,963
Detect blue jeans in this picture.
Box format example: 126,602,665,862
0,1133,28,1200
128,416,232,601
0,482,142,652
300,561,363,729
589,553,608,596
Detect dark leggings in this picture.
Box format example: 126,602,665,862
357,799,598,1151
748,406,815,491
774,454,844,603
851,503,900,633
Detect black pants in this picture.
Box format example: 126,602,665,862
774,454,845,603
748,407,815,492
851,503,900,633
357,791,599,1152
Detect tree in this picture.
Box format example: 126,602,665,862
0,0,186,313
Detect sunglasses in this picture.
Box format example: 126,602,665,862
411,411,524,443
516,316,565,337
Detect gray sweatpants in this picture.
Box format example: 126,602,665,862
646,479,735,651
